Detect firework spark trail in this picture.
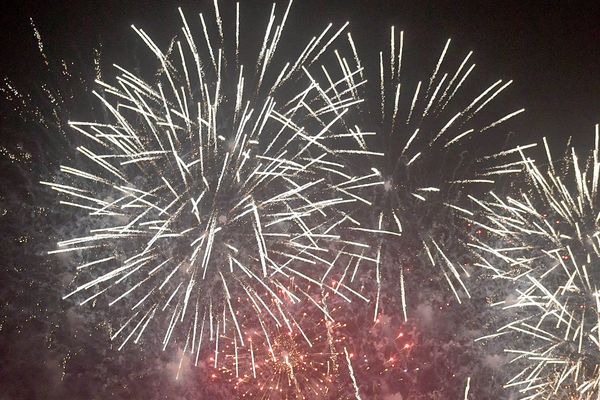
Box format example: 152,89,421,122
468,125,600,399
345,347,362,400
464,376,471,399
44,0,381,374
342,27,525,319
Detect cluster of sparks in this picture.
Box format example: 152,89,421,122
468,125,600,399
217,291,344,399
20,1,597,399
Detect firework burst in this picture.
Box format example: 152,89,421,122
341,28,526,319
217,289,346,399
42,0,377,370
469,125,600,399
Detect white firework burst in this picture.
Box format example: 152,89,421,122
43,0,378,370
340,27,527,320
469,125,600,399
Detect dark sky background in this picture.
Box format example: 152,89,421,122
0,1,599,399
1,0,599,142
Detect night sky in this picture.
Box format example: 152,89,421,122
1,1,599,399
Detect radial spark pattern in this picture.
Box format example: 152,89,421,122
468,125,600,399
344,28,526,319
43,1,376,365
